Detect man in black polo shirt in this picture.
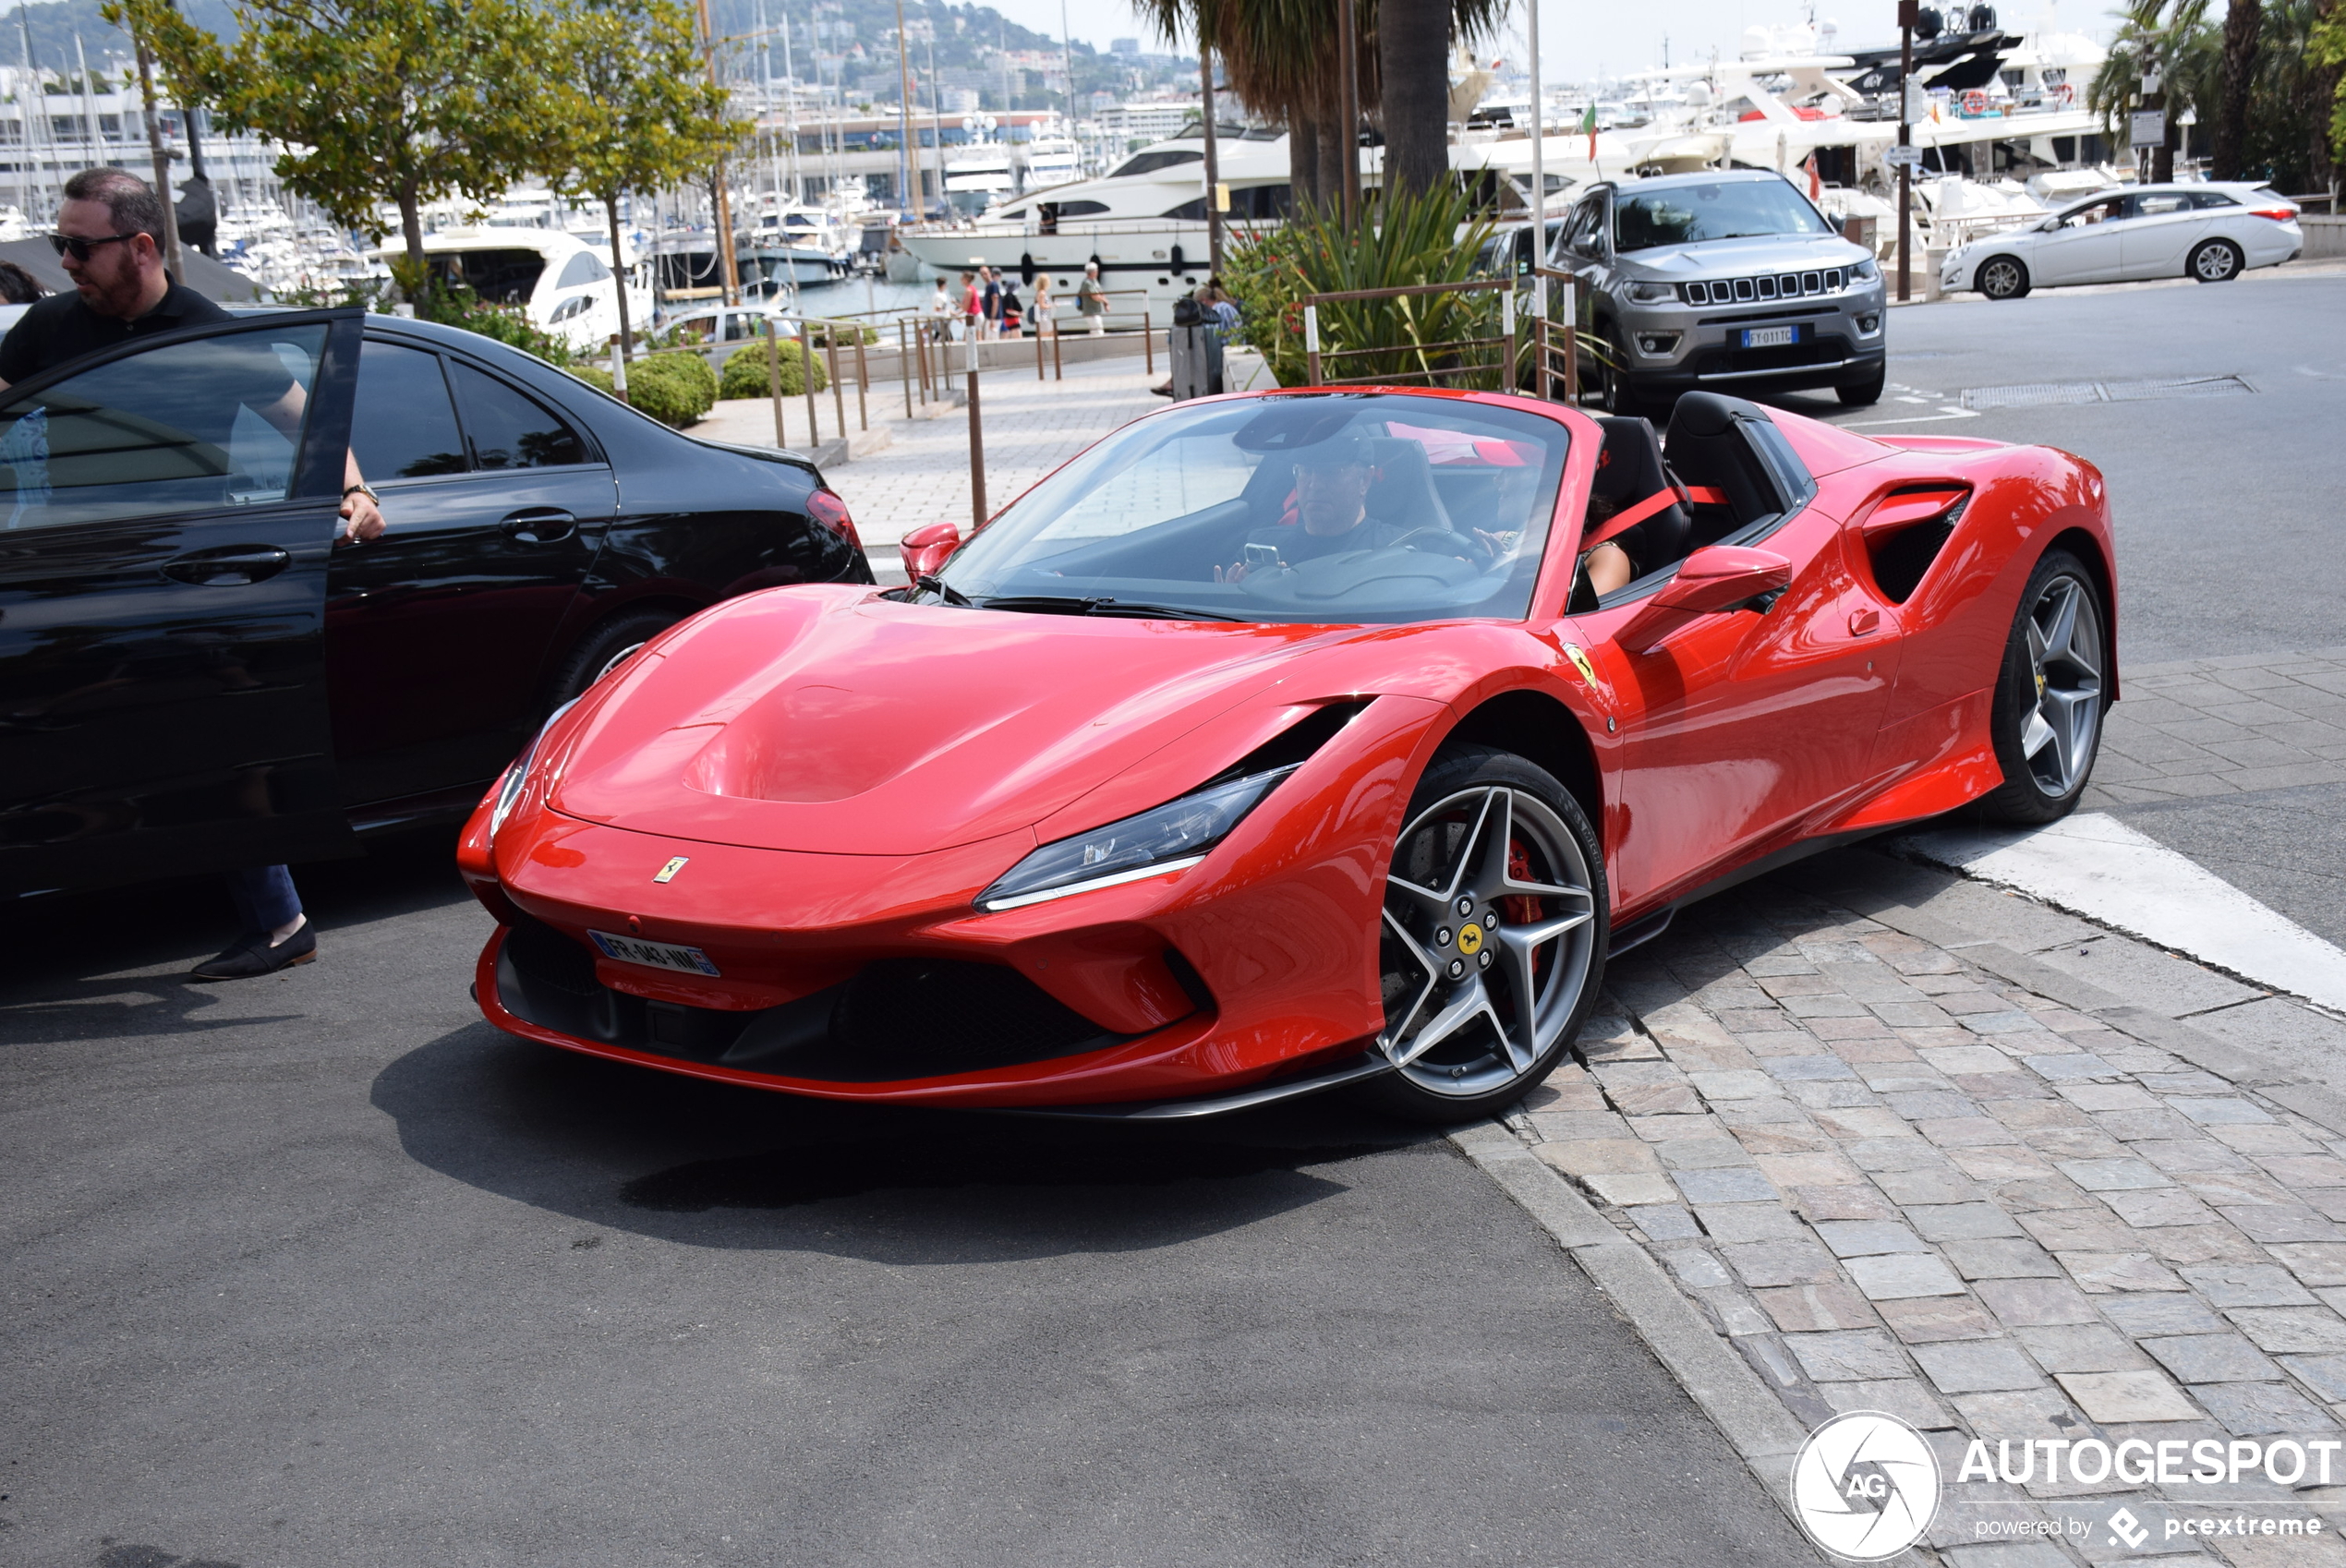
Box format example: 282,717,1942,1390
1,167,385,981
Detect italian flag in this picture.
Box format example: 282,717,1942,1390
1580,103,1599,161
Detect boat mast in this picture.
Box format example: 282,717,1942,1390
779,4,801,204
925,32,946,220
894,0,915,216
693,0,740,306
17,4,43,223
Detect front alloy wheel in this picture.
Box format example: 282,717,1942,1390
1365,749,1605,1119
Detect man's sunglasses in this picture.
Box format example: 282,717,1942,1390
47,232,139,262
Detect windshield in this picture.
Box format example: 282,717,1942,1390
1614,181,1834,252
931,393,1569,625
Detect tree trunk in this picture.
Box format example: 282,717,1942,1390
1289,112,1322,211
1315,103,1349,216
2213,0,2262,179
1376,0,1450,203
604,192,635,365
398,182,425,298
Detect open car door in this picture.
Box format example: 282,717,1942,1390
0,306,362,896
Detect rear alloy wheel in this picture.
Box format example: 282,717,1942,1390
1977,256,2030,300
2190,238,2243,283
1359,747,1607,1122
548,608,683,707
1980,550,2106,823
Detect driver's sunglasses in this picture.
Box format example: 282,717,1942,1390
47,231,139,262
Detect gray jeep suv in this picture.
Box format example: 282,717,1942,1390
1552,170,1887,414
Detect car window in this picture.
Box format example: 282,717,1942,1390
448,361,589,470
2133,193,2193,217
2060,199,2125,228
1614,181,1832,252
0,322,327,532
2191,190,2241,209
352,340,468,479
936,393,1568,626
555,249,611,288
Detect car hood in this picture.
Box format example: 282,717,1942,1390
550,586,1364,855
1619,234,1871,276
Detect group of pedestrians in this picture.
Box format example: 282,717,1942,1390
925,261,1114,344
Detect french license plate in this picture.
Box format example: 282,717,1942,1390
588,929,721,977
1739,325,1801,348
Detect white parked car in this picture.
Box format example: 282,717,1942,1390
1941,183,2304,299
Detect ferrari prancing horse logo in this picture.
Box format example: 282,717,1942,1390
654,856,689,884
1457,922,1485,957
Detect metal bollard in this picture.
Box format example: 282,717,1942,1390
827,329,845,441
804,324,820,446
1051,325,1062,380
1143,309,1154,376
965,320,986,530
898,320,913,418
765,319,787,446
1034,324,1045,380
853,332,869,431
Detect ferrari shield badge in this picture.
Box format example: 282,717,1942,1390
1563,643,1601,687
653,856,690,884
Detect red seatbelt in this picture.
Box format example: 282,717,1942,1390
1579,488,1678,551
1684,485,1726,506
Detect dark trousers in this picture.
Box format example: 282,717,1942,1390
225,863,302,932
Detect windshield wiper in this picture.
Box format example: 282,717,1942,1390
976,593,1243,622
914,574,977,608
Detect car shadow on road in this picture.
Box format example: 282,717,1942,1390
370,1019,1433,1265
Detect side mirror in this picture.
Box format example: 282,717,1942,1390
1613,546,1793,654
2038,218,2062,232
899,522,962,581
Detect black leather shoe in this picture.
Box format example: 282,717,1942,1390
190,918,318,981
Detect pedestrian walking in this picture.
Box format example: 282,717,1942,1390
0,168,385,980
980,267,1002,342
926,276,955,344
959,270,981,342
998,277,1022,338
1032,274,1055,338
1077,261,1107,335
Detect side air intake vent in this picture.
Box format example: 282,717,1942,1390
1861,486,1971,604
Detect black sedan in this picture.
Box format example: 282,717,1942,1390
0,306,873,897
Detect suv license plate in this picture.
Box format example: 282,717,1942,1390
1740,325,1800,348
588,929,721,977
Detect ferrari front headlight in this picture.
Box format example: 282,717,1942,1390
490,698,579,842
975,766,1298,911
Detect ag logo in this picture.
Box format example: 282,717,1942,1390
1789,1411,1941,1561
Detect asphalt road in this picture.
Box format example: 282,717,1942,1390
0,840,1822,1568
1771,262,2346,950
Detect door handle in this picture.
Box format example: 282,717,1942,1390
1849,607,1881,636
499,508,576,544
162,545,292,586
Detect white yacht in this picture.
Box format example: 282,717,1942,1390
1022,135,1085,190
943,145,1015,215
746,196,853,281
369,226,648,353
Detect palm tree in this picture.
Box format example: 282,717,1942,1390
2213,0,2263,176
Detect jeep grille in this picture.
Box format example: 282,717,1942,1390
1681,268,1846,306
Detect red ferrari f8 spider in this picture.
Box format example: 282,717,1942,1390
460,387,2115,1122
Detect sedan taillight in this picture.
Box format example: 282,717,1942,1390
805,488,861,549
2248,206,2299,222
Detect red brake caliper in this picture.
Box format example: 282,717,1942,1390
1503,840,1543,959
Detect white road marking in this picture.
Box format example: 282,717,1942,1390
1900,812,2346,1013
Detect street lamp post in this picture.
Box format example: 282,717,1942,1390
1201,45,1222,274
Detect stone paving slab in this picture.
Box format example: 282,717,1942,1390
1481,853,2346,1566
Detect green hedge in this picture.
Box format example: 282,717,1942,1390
719,339,828,400
566,352,717,428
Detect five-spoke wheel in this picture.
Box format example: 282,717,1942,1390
1983,550,2106,822
1363,748,1605,1119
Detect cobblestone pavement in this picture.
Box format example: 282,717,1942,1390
2085,648,2346,952
1469,847,2346,1566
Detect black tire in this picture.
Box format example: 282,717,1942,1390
1977,255,2030,300
1978,549,2107,824
547,607,683,707
1838,362,1887,406
1353,745,1609,1124
1597,329,1650,416
2190,238,2243,283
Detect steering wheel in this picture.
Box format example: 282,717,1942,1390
1385,525,1474,556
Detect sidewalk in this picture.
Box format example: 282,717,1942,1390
1462,846,2346,1566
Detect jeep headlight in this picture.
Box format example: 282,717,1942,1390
1626,281,1676,303
976,766,1297,911
490,698,579,842
1852,258,1881,283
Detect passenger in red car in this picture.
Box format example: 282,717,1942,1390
1218,436,1477,582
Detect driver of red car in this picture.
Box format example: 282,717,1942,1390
1217,435,1478,584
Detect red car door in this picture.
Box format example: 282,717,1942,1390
1569,502,1902,912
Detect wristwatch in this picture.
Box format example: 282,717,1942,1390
343,482,380,504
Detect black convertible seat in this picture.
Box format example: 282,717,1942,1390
495,914,1150,1083
1364,437,1456,534
1590,416,1691,574
1662,392,1819,544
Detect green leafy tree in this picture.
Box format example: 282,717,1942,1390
2088,0,2217,181
537,0,744,359
116,0,550,279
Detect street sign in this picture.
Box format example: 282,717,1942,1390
1886,145,1923,168
2130,110,2166,148
1903,78,1931,123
